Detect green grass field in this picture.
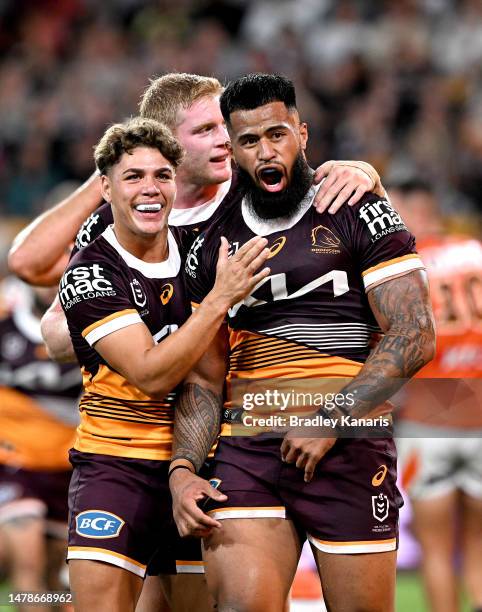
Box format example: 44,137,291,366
396,571,470,612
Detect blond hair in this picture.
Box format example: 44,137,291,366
139,73,223,129
94,117,184,175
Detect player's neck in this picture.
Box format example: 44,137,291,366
173,181,223,210
113,225,169,263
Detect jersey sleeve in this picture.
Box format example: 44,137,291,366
184,230,218,309
59,260,142,346
334,193,425,292
70,203,113,258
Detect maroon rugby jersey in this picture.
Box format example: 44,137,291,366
59,226,190,460
187,187,425,396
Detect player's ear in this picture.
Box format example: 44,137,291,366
299,122,308,151
100,174,112,203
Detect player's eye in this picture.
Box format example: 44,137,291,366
271,131,284,141
125,173,140,180
197,124,214,134
241,136,257,147
157,172,172,181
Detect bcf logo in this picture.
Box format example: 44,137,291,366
75,510,125,539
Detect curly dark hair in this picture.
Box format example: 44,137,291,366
94,117,184,175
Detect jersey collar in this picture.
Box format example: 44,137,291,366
102,225,181,279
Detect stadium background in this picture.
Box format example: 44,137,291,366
0,0,480,610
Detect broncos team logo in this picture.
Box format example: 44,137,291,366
311,225,341,254
160,283,174,305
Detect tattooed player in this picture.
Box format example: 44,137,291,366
169,74,436,612
59,117,270,612
11,73,385,611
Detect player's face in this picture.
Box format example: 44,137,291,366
228,101,308,192
174,95,231,186
101,146,177,238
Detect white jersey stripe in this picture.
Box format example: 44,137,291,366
363,257,424,291
84,312,142,346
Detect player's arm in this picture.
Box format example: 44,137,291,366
41,295,76,363
342,270,436,411
95,237,269,398
282,270,436,481
8,172,102,286
313,160,385,213
169,328,230,537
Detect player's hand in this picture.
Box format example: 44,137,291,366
280,429,337,483
312,160,384,214
212,235,270,308
169,469,227,538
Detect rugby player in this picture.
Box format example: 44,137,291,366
8,72,386,610
59,116,271,612
0,278,81,606
392,180,482,612
169,74,436,612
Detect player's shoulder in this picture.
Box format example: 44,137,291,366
328,192,409,239
74,202,113,251
67,229,118,271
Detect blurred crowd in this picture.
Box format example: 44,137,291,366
1,0,482,222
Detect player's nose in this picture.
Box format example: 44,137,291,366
257,139,276,161
214,124,230,148
141,175,161,194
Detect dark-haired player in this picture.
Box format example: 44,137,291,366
15,73,386,610
169,74,436,612
20,73,386,364
60,116,270,612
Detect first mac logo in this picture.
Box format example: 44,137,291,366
75,510,124,539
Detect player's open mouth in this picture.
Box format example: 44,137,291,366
257,167,285,192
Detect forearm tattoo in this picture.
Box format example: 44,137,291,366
172,382,223,472
334,272,436,420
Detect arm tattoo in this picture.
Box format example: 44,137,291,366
335,271,435,420
172,382,223,472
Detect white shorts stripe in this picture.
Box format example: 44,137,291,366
209,508,286,520
308,534,396,554
176,562,205,574
67,549,146,578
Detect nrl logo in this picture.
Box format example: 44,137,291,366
130,279,147,307
311,225,341,254
372,493,389,522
